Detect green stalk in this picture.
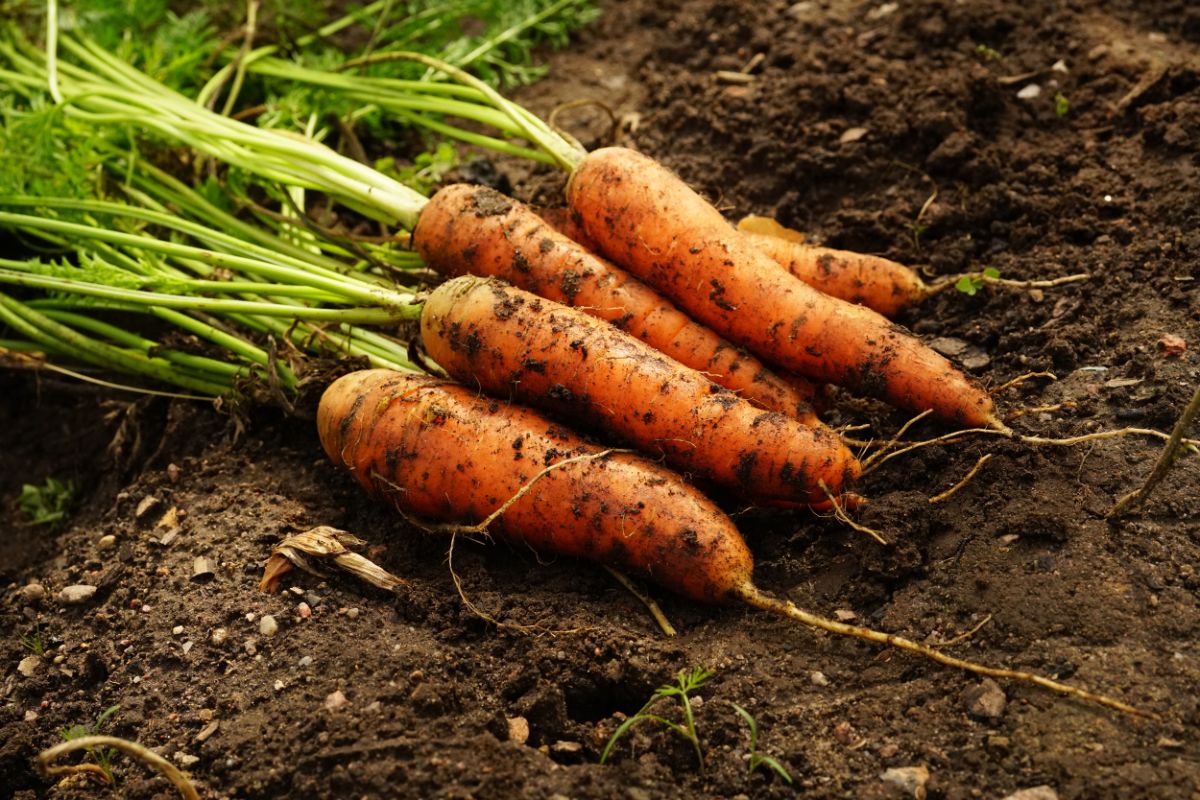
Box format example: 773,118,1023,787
0,293,230,395
0,213,419,311
0,266,413,325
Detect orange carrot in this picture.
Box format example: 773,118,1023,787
317,369,753,602
565,147,1002,430
737,216,929,318
419,276,862,506
319,368,1141,717
413,184,822,422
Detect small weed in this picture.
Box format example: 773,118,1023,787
732,703,793,784
1055,93,1070,117
955,267,1001,296
375,141,459,197
974,44,1002,61
601,666,713,768
17,477,75,528
61,705,121,783
20,622,45,656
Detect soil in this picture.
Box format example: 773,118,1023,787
3,0,1200,798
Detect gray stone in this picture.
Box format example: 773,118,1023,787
58,585,97,605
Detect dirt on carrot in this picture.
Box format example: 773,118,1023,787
413,183,822,421
418,275,862,506
565,146,1003,430
317,369,753,603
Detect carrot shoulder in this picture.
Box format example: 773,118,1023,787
565,147,1000,429
317,369,753,602
413,183,820,421
419,276,862,506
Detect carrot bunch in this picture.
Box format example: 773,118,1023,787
2,29,1152,718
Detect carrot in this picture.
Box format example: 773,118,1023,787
419,275,862,506
413,183,822,422
737,216,928,318
317,369,753,602
564,147,1003,430
318,368,1145,717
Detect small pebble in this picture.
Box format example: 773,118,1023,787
963,678,1007,719
878,743,900,759
1001,787,1058,800
173,752,200,767
1017,83,1042,99
298,656,313,668
191,557,215,582
364,700,382,714
195,720,219,743
172,625,184,636
24,709,38,721
880,765,930,798
197,709,215,722
181,641,194,654
325,690,347,711
244,639,257,656
210,627,228,645
20,583,46,604
297,602,312,619
346,607,360,620
839,126,869,144
58,585,98,605
158,529,179,547
18,655,41,678
166,463,181,482
273,680,285,692
810,671,829,687
135,495,161,520
97,534,116,551
259,615,279,637
507,716,530,744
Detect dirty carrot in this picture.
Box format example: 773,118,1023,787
318,369,1149,718
317,369,753,602
737,216,928,318
413,183,822,421
419,276,862,506
565,147,1004,430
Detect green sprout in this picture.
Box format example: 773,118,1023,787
1055,93,1070,117
61,705,122,784
974,44,1002,61
601,667,713,768
732,703,793,783
17,477,76,528
20,622,46,656
955,266,1001,296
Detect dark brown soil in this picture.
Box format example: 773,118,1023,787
3,1,1200,798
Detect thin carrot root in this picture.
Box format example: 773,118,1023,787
733,583,1155,719
928,453,993,504
993,371,1058,394
1005,402,1077,421
818,480,887,545
37,735,202,800
937,613,994,647
923,272,1092,299
606,566,678,637
1106,382,1200,518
